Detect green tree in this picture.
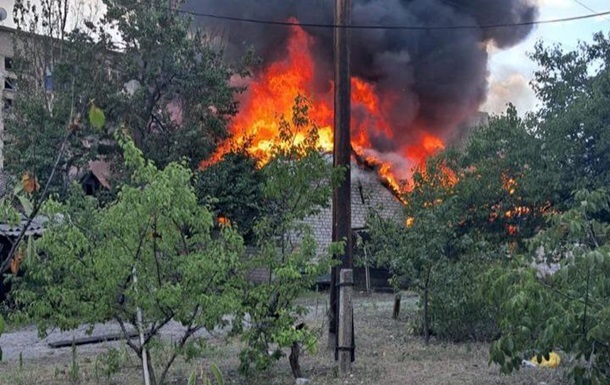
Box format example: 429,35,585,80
234,96,342,377
196,151,267,243
6,1,121,196
488,189,610,384
6,0,245,196
12,132,244,385
370,158,466,344
529,32,610,203
102,0,246,169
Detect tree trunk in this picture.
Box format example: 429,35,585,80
392,293,401,320
133,266,152,385
423,286,430,345
289,341,302,379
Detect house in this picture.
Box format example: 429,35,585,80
247,158,406,290
0,25,17,171
305,160,405,290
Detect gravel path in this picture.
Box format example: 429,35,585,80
0,293,403,363
0,321,216,362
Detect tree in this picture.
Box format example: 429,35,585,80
196,150,267,243
233,96,342,377
529,32,610,204
6,1,121,197
369,157,465,344
488,189,610,384
11,132,245,385
482,33,610,384
6,0,245,196
101,0,245,169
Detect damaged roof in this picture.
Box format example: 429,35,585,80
0,215,49,238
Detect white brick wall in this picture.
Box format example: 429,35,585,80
303,163,405,258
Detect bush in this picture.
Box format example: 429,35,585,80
427,257,500,342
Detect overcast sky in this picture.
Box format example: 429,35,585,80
0,0,607,116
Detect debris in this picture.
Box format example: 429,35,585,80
295,378,310,385
527,352,561,368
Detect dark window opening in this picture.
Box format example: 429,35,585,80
4,57,12,71
4,79,14,91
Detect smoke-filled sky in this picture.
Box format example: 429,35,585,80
183,0,541,147
0,0,606,117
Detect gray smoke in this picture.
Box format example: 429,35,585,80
184,0,538,150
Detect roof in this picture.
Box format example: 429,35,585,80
0,215,48,238
88,160,111,189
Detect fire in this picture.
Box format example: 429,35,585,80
202,20,448,194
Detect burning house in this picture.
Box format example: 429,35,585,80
187,0,538,287
188,0,538,191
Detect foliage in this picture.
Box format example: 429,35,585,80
11,132,245,385
488,189,610,384
233,96,342,375
370,157,470,344
459,106,550,245
426,257,500,342
6,2,120,197
196,151,267,243
101,0,246,170
528,32,610,205
6,0,245,199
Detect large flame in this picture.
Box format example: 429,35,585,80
202,21,448,194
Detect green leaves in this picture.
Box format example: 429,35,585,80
12,135,245,385
488,189,610,383
88,103,106,130
236,96,336,375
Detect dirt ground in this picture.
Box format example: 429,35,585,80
0,293,569,385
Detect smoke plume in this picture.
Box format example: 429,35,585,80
184,0,538,151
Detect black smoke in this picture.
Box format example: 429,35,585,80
184,0,538,150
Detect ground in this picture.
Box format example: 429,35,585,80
0,293,569,385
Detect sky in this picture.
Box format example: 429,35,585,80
483,0,610,114
0,0,607,116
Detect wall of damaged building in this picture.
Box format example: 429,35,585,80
304,165,405,260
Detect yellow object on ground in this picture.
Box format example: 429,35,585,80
530,352,561,368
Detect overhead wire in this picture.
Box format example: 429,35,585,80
173,8,610,31
570,0,597,14
569,0,610,22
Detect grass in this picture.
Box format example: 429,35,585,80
0,293,569,385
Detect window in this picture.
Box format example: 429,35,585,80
4,57,12,71
4,78,14,91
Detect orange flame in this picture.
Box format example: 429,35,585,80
202,20,448,193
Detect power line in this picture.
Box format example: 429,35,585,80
174,8,610,31
569,0,610,22
570,0,597,14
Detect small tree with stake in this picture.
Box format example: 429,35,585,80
11,130,245,385
369,158,463,344
234,95,343,378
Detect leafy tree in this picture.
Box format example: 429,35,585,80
233,96,342,377
488,189,610,384
196,151,267,243
11,132,244,385
102,0,246,169
6,0,245,196
6,1,120,196
529,32,610,204
370,158,466,344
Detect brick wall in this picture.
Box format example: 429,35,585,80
303,163,405,258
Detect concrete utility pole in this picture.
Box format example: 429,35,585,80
329,0,354,373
